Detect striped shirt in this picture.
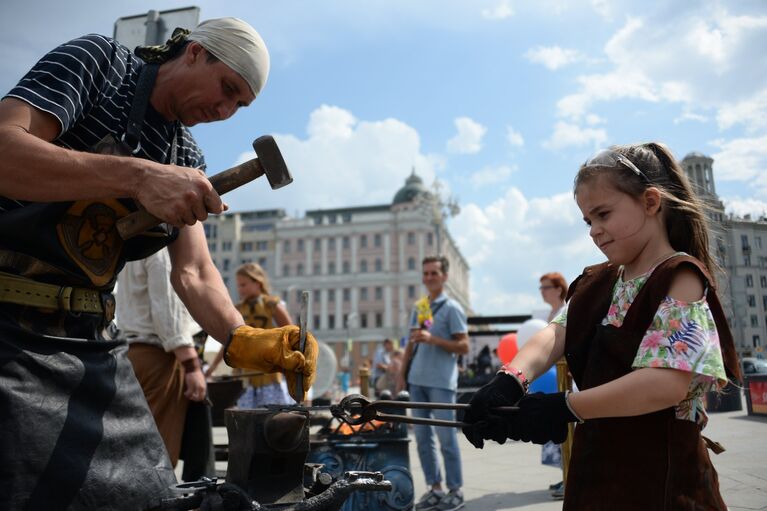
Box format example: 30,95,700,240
1,33,205,212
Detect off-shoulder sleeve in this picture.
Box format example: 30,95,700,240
551,303,568,328
632,296,727,390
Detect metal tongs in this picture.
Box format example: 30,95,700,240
330,394,518,429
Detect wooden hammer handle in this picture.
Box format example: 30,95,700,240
116,158,264,240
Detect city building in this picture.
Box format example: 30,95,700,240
203,171,471,371
681,152,765,359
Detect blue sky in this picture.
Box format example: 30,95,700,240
2,1,767,314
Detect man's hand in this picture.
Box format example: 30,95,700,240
411,329,433,344
462,372,526,448
135,162,226,228
225,325,318,402
506,392,579,445
184,369,207,402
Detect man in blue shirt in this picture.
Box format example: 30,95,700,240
401,256,469,511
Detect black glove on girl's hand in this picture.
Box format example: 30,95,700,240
507,392,579,445
461,372,525,449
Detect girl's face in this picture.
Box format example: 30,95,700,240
576,176,656,267
236,274,263,301
539,278,561,306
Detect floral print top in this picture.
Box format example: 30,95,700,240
552,254,727,427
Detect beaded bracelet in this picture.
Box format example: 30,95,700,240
499,364,530,393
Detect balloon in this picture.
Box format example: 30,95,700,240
516,318,549,348
497,333,518,364
530,366,558,394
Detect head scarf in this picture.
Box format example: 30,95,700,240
134,17,270,97
187,17,270,97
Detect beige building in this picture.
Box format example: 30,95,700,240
203,172,471,368
681,152,765,359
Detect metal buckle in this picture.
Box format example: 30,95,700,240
120,132,142,155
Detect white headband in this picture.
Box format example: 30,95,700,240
187,17,270,97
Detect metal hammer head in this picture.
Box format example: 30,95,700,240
253,135,293,190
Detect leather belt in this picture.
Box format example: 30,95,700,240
0,271,104,314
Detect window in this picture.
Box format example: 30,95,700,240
375,286,383,300
360,287,368,301
328,314,336,330
328,214,337,224
283,264,290,276
408,285,416,299
297,263,304,276
427,232,433,246
763,295,767,309
329,238,336,250
256,241,268,251
342,213,352,223
747,274,754,288
328,289,336,302
342,261,351,274
407,232,416,245
375,313,383,328
313,290,320,303
374,233,382,247
208,242,217,252
751,315,759,327
754,335,762,347
313,315,320,329
360,260,368,273
222,241,232,251
745,255,752,266
761,276,767,288
342,236,350,249
742,234,750,248
313,216,322,225
297,239,305,252
757,237,763,249
313,263,321,275
748,295,756,307
284,240,291,253
282,290,288,302
314,239,321,251
375,258,383,272
295,290,302,303
328,262,336,275
360,313,368,328
343,288,351,302
343,313,349,329
360,235,368,248
408,257,416,270
241,258,251,265
258,257,267,266
223,258,230,271
241,241,253,251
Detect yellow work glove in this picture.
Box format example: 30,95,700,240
224,325,318,402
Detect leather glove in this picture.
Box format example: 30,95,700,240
224,325,318,402
507,392,579,445
462,372,526,449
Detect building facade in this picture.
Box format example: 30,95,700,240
681,152,765,359
203,172,471,369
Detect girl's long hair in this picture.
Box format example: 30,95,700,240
574,142,718,284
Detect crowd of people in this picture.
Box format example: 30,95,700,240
0,11,743,511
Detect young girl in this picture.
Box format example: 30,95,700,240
463,142,740,510
207,263,294,406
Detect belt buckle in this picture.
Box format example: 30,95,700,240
100,292,116,325
57,286,74,312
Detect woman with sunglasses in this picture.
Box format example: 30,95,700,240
463,142,740,509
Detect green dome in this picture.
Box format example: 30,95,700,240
393,169,432,205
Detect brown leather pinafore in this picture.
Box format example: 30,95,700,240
562,255,741,511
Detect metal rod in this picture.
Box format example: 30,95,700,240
295,290,309,404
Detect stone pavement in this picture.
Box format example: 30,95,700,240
407,400,767,510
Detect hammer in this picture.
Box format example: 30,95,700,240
116,135,293,240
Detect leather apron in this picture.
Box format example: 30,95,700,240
562,255,740,511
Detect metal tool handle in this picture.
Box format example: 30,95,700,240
295,290,309,403
116,158,265,240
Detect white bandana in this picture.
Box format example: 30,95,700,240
187,17,270,97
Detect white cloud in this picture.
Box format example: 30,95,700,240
524,45,582,71
542,121,607,150
674,109,709,124
716,89,767,132
470,165,515,187
709,134,767,183
721,196,767,219
506,125,525,147
481,0,514,20
228,104,441,212
451,188,602,314
585,114,605,125
446,117,487,154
